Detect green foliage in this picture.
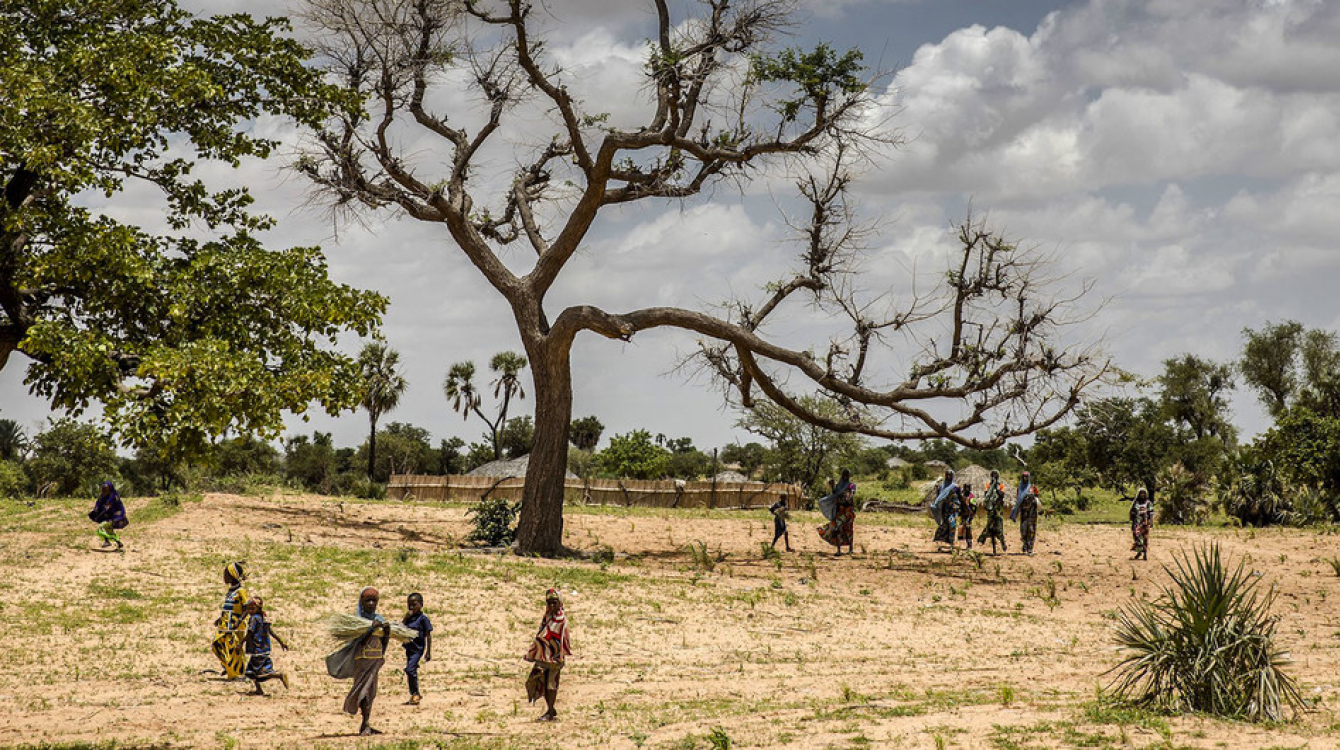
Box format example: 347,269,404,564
0,416,27,461
439,437,467,474
749,43,865,123
498,416,534,459
467,497,520,547
1154,464,1210,526
597,430,670,479
567,448,596,479
358,342,409,477
356,422,435,483
568,415,604,451
1218,455,1287,527
444,351,528,462
1241,321,1340,418
26,418,119,497
1158,355,1236,442
1108,543,1303,722
0,460,26,498
284,431,342,493
1256,408,1340,492
1,0,383,459
719,442,766,478
736,396,865,491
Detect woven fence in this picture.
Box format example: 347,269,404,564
388,474,805,509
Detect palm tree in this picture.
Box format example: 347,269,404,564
443,351,528,460
358,342,408,479
0,418,25,461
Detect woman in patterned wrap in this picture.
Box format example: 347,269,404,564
211,562,251,678
525,588,573,722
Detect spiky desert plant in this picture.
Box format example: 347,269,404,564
1107,543,1303,722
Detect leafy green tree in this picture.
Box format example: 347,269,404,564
597,430,670,480
1256,409,1340,493
917,439,961,467
356,422,434,483
497,415,534,459
27,418,119,496
1,0,385,458
568,416,604,452
663,438,711,480
1240,322,1340,419
0,415,26,461
439,437,467,475
738,396,865,491
720,442,767,479
284,431,339,493
444,352,529,461
1028,427,1098,513
213,435,281,478
1074,398,1177,506
1158,355,1236,441
119,445,185,494
464,442,496,472
358,342,408,479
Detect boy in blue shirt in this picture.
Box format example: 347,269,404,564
243,597,289,695
403,592,433,704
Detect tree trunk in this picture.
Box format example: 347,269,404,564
367,415,378,480
515,338,573,557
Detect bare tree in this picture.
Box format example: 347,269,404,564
298,0,1108,556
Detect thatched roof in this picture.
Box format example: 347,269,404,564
467,454,578,480
918,464,1009,505
711,470,750,483
886,456,910,468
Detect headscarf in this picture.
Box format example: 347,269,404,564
818,470,855,521
532,589,572,660
932,470,958,509
1011,471,1033,521
357,587,386,624
225,561,247,584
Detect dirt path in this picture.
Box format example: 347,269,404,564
0,493,1337,749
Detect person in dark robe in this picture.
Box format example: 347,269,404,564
343,587,391,735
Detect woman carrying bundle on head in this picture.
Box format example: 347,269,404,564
212,562,251,679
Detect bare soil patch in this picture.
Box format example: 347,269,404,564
1,493,1337,749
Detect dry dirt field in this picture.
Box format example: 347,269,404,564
1,492,1338,750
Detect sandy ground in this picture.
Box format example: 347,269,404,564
1,492,1338,749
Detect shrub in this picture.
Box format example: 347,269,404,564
0,460,25,498
467,496,519,546
27,418,119,497
1155,464,1210,525
1107,543,1303,722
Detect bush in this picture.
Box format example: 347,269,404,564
1107,543,1303,722
27,418,119,497
1155,464,1210,525
467,496,520,546
0,460,25,498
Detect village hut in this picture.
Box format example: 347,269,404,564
467,454,578,480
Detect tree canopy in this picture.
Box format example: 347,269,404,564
0,0,385,458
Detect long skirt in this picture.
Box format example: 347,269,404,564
526,661,563,702
1132,521,1150,555
1020,517,1038,553
212,627,247,678
933,514,958,545
343,654,385,714
818,505,855,548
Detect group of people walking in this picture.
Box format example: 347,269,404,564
208,562,569,735
931,469,1042,555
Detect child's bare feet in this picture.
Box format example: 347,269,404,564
407,694,421,705
359,726,382,736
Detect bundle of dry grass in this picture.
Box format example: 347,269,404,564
322,612,418,643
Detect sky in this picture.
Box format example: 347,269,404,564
4,0,1340,455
